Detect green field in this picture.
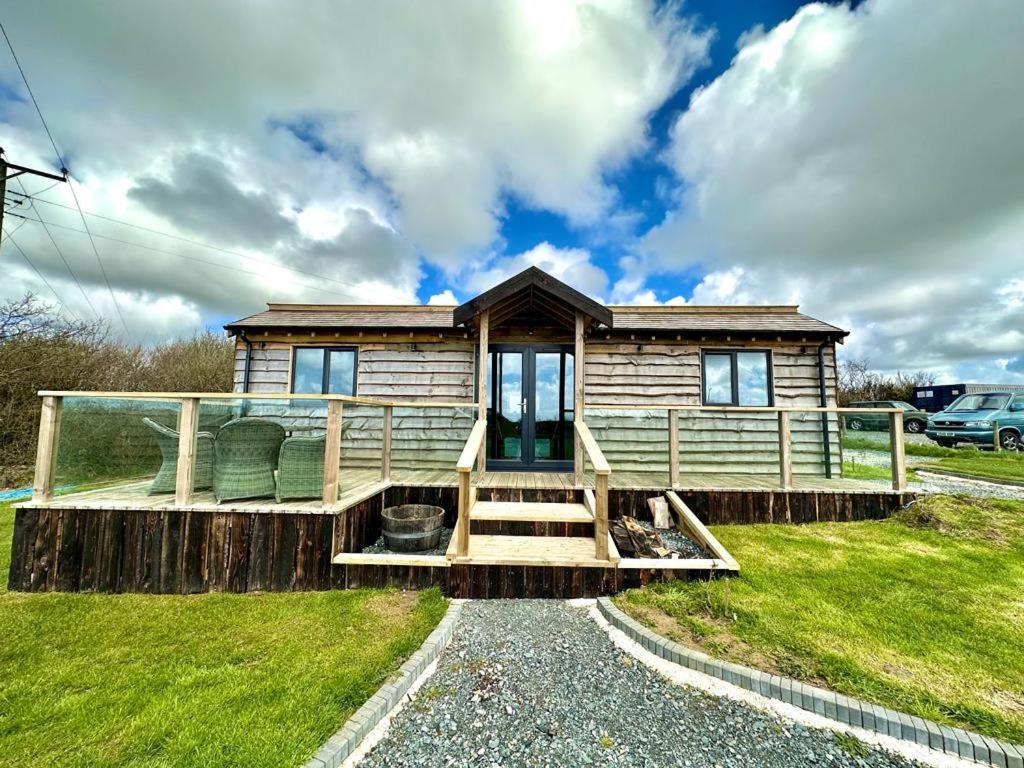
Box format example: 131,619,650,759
843,434,1024,483
618,495,1024,744
0,502,446,768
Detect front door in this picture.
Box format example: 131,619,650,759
486,345,575,471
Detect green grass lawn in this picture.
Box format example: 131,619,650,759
841,461,920,483
919,452,1024,484
0,502,447,768
843,434,1024,483
617,495,1024,744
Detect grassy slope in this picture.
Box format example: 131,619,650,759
617,495,1024,744
843,435,1024,483
0,502,447,768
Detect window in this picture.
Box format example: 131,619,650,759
291,347,357,395
701,350,772,406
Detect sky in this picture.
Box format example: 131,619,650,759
1,0,1022,383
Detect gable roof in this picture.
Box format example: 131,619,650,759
451,266,613,328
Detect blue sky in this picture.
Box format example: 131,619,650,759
1,0,1021,382
418,0,821,305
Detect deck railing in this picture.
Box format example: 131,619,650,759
574,420,610,559
583,403,908,492
455,419,487,557
31,391,477,505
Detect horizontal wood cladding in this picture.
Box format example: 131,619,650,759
585,342,840,476
356,344,474,402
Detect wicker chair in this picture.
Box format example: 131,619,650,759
143,418,215,494
275,434,326,501
213,418,286,502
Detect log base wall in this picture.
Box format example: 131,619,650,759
8,485,912,596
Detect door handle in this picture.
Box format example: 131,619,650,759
521,399,528,414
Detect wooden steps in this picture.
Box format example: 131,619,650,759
451,534,613,567
470,501,592,524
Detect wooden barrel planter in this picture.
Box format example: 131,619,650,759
381,504,445,552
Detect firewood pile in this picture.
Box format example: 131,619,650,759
610,516,675,559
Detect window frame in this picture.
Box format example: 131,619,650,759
700,348,775,407
290,345,359,396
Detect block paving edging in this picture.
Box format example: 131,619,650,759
302,599,465,768
597,597,1023,768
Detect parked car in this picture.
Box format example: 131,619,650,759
844,401,929,433
925,391,1024,450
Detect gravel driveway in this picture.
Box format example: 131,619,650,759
844,448,1024,499
359,600,919,768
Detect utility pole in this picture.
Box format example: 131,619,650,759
0,146,68,239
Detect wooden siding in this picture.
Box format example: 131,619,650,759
232,340,475,471
585,343,841,476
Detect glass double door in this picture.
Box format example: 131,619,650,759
485,345,575,471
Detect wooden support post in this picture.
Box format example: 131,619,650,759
381,405,393,481
992,420,1001,452
323,400,344,507
890,411,907,491
574,311,586,487
174,397,200,507
32,395,63,502
668,408,680,488
457,469,471,557
595,472,609,560
778,410,792,490
477,310,489,473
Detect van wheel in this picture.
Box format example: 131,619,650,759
848,418,865,431
905,419,924,434
936,439,955,448
999,429,1021,451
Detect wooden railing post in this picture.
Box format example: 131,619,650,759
889,410,907,491
455,419,487,559
477,310,489,472
778,410,792,490
323,400,344,507
668,408,680,488
992,420,1001,453
175,397,200,506
595,472,609,560
573,311,586,487
457,469,471,557
32,395,63,502
381,405,393,481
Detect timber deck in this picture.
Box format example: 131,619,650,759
21,467,899,513
22,468,897,513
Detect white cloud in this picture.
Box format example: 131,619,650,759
427,290,458,306
641,0,1024,382
0,0,711,340
464,242,610,300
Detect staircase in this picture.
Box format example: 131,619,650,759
452,419,616,567
448,498,617,567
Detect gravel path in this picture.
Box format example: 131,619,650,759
362,527,454,556
845,448,1024,499
359,601,920,768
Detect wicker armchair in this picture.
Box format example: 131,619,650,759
275,434,326,501
143,418,215,494
213,418,286,502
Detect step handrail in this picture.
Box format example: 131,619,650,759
574,420,610,559
455,419,487,557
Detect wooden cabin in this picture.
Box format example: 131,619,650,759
9,267,912,598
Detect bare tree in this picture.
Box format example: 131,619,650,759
837,357,937,404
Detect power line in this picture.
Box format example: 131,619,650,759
14,177,101,318
5,211,362,300
16,193,370,295
5,231,82,322
66,176,128,331
0,21,64,170
1,20,128,333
